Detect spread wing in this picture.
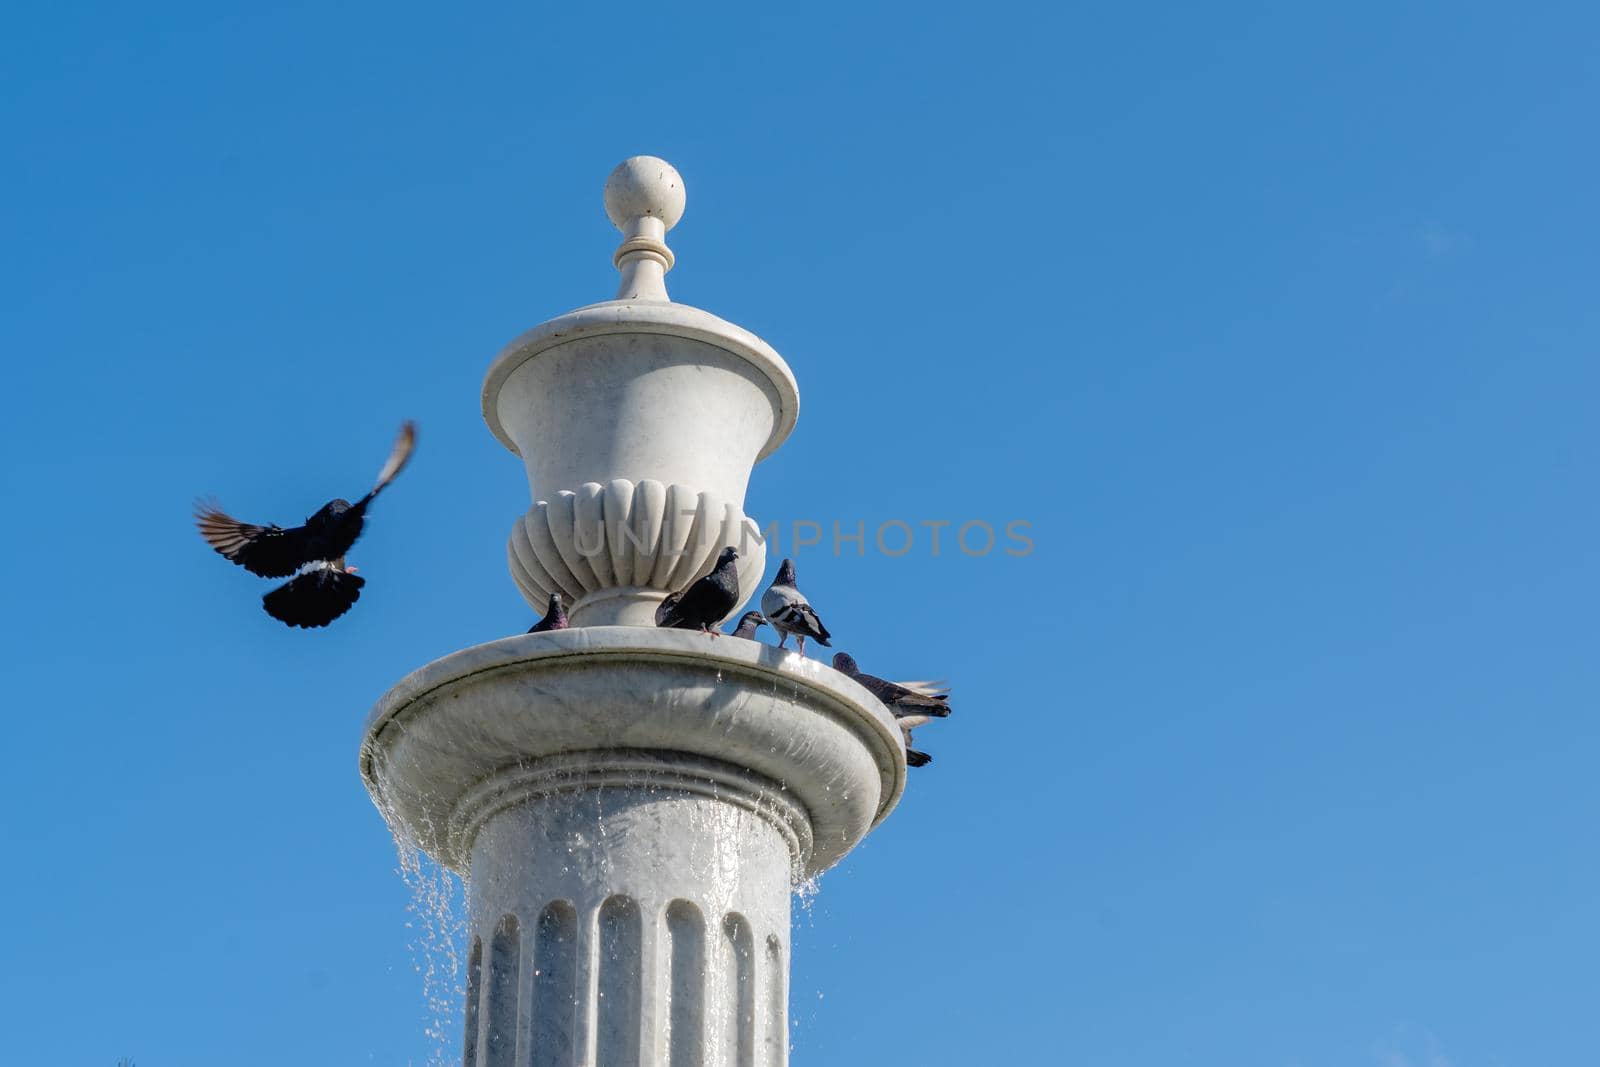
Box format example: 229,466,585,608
195,501,316,578
368,421,417,498
262,567,365,629
870,673,950,713
895,679,950,700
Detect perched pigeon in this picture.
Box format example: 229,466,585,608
833,652,951,769
761,558,831,655
831,652,953,719
656,547,741,634
527,593,569,633
730,611,767,640
196,421,416,628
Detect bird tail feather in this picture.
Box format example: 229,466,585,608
263,568,365,629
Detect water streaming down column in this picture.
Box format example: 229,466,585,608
665,900,707,1067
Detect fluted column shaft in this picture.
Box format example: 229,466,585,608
461,755,795,1067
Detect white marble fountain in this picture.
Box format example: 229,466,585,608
361,157,908,1067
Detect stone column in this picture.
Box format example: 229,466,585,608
362,159,905,1067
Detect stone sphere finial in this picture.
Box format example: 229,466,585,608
604,156,685,302
604,156,686,230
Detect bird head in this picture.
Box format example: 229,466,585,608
312,498,354,524
775,558,797,585
831,652,859,674
716,546,739,568
739,611,766,630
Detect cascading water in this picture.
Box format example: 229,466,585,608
374,782,469,1066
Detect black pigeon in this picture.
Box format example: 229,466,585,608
656,547,741,634
196,421,416,628
730,611,766,640
761,558,831,656
527,593,569,633
831,652,953,719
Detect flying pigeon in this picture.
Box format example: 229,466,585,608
196,421,417,628
761,558,831,656
655,547,741,634
831,652,953,719
731,611,767,640
527,593,569,633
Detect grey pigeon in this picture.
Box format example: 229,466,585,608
656,547,741,634
527,592,568,633
761,558,831,656
731,611,767,640
831,652,953,719
834,652,951,769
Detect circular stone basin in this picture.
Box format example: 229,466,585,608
361,626,906,877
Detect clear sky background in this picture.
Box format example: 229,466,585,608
3,3,1597,1065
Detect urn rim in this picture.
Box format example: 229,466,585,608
481,300,801,462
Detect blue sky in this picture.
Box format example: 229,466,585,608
3,2,1598,1065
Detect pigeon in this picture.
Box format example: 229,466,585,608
527,593,569,633
832,653,953,720
655,547,741,634
760,558,831,656
730,611,767,640
834,652,951,768
196,421,416,628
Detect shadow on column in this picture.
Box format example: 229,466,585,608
485,914,521,1067
722,914,755,1067
598,895,643,1067
531,901,577,1067
764,935,785,1067
666,900,706,1067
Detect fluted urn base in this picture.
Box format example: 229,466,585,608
362,628,905,1067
